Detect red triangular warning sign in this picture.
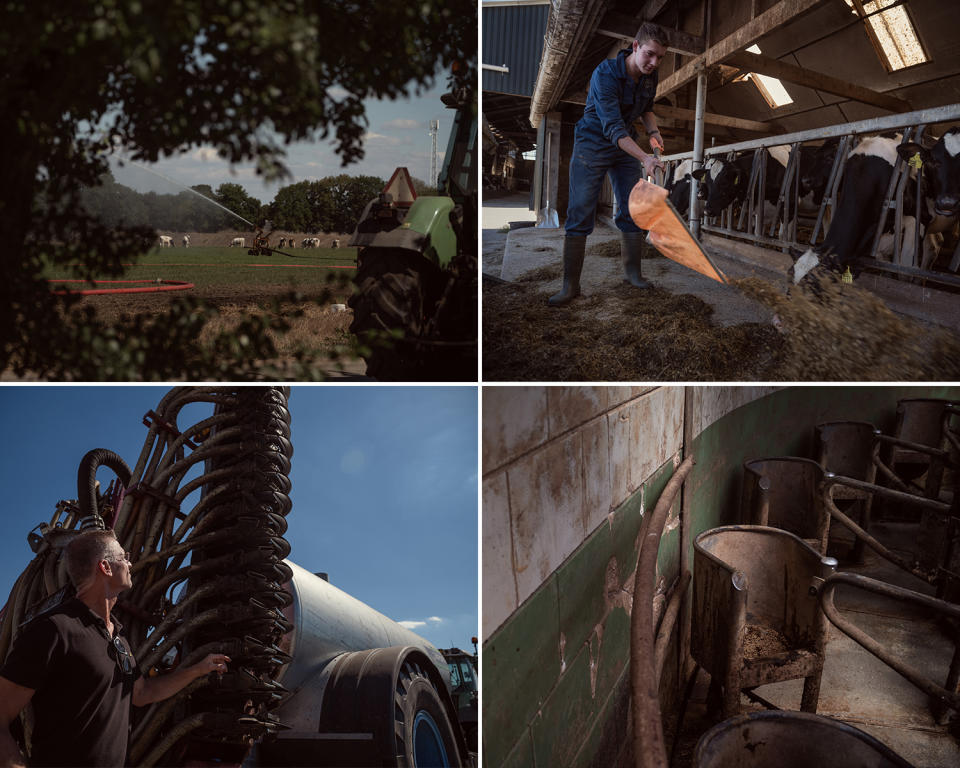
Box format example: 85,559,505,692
382,167,418,206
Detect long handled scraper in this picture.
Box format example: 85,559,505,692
628,161,727,284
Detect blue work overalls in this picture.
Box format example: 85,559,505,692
565,49,658,236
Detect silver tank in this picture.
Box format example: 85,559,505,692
274,559,450,732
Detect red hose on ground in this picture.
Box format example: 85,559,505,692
48,279,195,296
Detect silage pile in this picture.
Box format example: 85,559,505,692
482,280,784,381
733,275,960,380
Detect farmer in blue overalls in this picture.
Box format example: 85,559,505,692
549,23,668,306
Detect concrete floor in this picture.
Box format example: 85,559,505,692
672,519,960,768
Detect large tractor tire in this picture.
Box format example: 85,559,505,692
313,646,469,767
349,248,474,381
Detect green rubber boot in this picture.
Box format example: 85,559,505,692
622,231,652,289
548,235,587,306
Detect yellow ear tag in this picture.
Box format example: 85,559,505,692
842,266,853,283
908,153,923,170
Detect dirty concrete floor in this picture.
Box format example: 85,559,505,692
671,518,960,768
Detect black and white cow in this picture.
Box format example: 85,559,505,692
666,158,713,219
896,127,960,269
790,135,923,283
691,147,788,218
800,137,845,206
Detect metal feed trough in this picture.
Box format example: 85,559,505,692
886,398,959,500
742,457,829,553
692,525,837,718
661,102,960,289
815,421,879,563
693,711,914,768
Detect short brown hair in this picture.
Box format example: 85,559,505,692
637,22,669,49
65,530,119,587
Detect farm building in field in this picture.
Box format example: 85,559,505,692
482,386,960,768
482,0,960,348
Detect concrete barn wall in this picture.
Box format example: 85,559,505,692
482,385,960,768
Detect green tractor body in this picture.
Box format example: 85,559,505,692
347,87,477,381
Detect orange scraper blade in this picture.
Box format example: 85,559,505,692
628,179,727,284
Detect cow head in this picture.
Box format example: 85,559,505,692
897,128,960,217
800,137,842,203
691,159,743,217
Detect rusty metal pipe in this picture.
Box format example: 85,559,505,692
824,473,949,513
822,492,929,583
655,570,691,683
632,455,696,768
819,572,960,709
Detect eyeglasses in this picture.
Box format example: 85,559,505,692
108,551,132,565
112,636,135,675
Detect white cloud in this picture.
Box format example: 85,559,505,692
399,620,426,629
326,85,350,100
383,118,421,130
362,132,405,147
427,616,443,623
340,449,366,474
193,147,220,162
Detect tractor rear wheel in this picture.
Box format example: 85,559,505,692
348,248,446,380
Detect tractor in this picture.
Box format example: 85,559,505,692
347,86,477,381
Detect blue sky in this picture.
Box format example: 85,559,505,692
110,78,452,204
0,386,478,652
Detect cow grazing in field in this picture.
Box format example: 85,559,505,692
182,234,190,248
231,237,245,247
288,238,295,248
332,238,340,248
278,237,286,248
159,235,172,248
790,135,923,283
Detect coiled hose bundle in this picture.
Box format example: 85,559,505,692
0,387,295,767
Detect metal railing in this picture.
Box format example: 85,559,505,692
659,103,960,288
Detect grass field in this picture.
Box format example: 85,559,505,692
46,246,358,293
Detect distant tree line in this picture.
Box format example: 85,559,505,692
80,172,436,234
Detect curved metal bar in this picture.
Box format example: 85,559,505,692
632,454,696,768
819,572,960,709
822,473,953,586
655,569,691,683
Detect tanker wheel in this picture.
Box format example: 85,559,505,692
315,646,467,768
393,658,463,767
348,248,444,380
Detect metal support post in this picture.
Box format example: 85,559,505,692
690,65,707,239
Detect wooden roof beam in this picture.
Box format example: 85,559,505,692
654,104,777,133
595,12,705,56
725,50,913,113
657,0,829,99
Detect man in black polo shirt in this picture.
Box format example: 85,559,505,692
0,529,231,767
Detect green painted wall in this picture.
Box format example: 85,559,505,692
483,458,676,768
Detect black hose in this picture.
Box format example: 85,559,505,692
77,448,132,521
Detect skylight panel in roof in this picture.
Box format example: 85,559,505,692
744,44,794,109
843,0,928,71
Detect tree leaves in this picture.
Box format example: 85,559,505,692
0,0,476,379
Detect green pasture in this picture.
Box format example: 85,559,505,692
45,246,358,291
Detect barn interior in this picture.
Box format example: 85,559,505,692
482,386,960,768
482,0,960,344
